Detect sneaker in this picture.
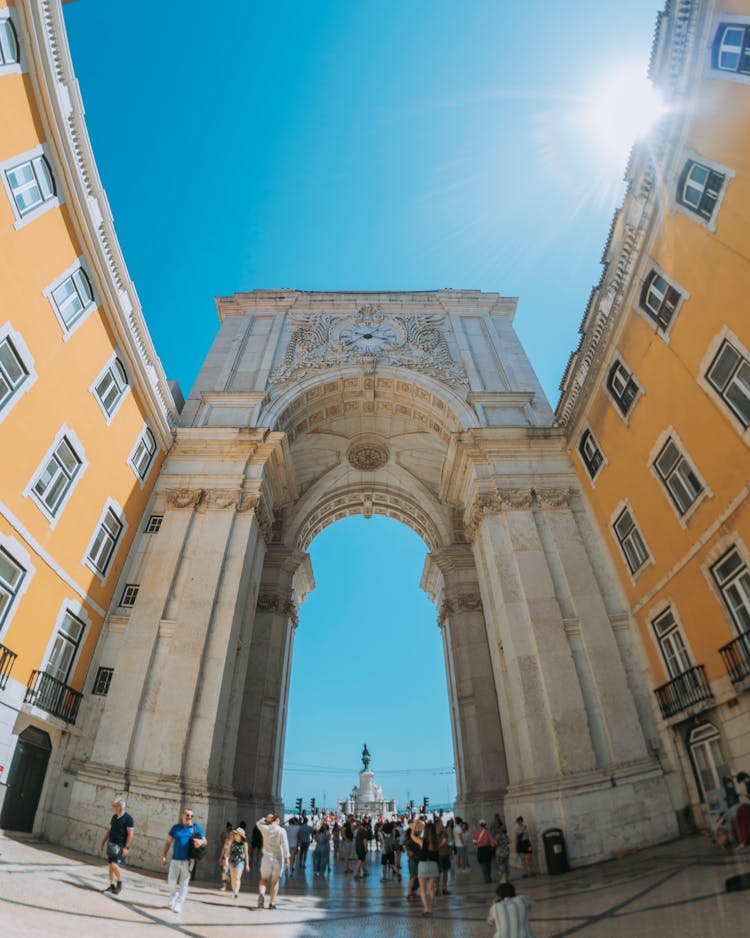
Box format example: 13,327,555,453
257,895,264,909
269,903,276,909
115,882,123,894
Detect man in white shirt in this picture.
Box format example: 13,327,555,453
256,814,290,910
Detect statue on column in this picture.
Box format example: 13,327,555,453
362,743,371,770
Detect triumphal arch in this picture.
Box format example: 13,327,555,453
55,290,677,867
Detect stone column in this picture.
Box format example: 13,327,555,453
65,486,268,864
423,546,508,823
468,486,677,865
233,546,312,821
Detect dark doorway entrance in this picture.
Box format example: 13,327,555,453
0,726,51,832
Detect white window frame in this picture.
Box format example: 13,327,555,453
651,606,693,680
610,501,652,580
635,261,688,339
82,498,127,584
129,425,157,484
0,533,34,640
673,150,734,232
145,514,163,533
707,14,750,85
605,356,643,425
119,583,139,607
24,426,87,528
43,257,99,340
703,335,750,431
0,144,62,230
0,322,37,426
577,426,607,483
711,546,750,635
648,429,710,524
44,608,86,685
90,351,130,424
698,330,750,442
0,7,25,76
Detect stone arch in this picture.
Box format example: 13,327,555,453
57,290,677,872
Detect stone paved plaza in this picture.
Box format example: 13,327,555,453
1,831,748,937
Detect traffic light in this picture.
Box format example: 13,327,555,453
295,797,303,814
310,797,316,812
424,796,429,811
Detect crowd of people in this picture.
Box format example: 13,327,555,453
99,800,537,933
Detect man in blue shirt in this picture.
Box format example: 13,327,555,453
297,817,313,869
160,807,207,914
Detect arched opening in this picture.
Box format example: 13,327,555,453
281,515,456,815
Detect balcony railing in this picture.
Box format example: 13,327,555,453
654,664,714,720
0,643,17,690
719,631,750,684
24,670,83,725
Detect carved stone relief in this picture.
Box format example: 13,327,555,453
347,439,390,471
165,488,205,509
269,305,469,390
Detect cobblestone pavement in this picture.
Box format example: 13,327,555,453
1,831,748,936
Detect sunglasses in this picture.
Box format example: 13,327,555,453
184,813,194,819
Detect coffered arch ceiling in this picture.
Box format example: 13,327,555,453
263,367,475,551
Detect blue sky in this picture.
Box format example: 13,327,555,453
64,0,663,810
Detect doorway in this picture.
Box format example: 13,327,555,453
0,726,51,832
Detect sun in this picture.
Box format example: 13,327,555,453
579,67,667,165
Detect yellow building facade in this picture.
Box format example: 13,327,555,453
558,0,750,826
0,0,177,830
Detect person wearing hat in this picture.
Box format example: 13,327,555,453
220,826,249,898
473,818,498,884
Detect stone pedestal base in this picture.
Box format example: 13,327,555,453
503,760,678,870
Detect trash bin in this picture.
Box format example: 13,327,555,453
542,828,569,875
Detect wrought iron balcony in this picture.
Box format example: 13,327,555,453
24,670,83,725
719,632,750,684
654,664,714,720
0,642,17,690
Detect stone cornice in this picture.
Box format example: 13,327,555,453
555,0,702,430
19,1,178,444
256,590,299,627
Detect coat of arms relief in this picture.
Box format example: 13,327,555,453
269,305,469,390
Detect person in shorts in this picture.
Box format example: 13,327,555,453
256,813,290,909
99,797,134,895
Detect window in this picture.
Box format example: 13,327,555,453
87,508,123,575
32,436,81,517
706,340,750,428
0,547,25,631
0,17,19,67
46,611,84,684
653,608,692,679
120,584,139,607
640,271,681,329
690,724,731,809
0,335,28,415
578,429,604,479
94,358,128,416
50,267,95,330
654,438,704,515
677,159,725,221
130,427,156,480
613,507,649,574
712,548,750,634
607,361,639,415
92,666,114,696
4,154,55,217
712,23,750,75
145,514,163,533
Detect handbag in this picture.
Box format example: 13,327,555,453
188,824,207,861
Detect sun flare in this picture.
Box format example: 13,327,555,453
580,67,667,165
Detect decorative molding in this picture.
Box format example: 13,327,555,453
535,487,571,509
269,305,469,390
465,486,571,539
256,591,298,626
438,592,483,625
347,440,389,471
206,489,240,510
165,488,205,510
